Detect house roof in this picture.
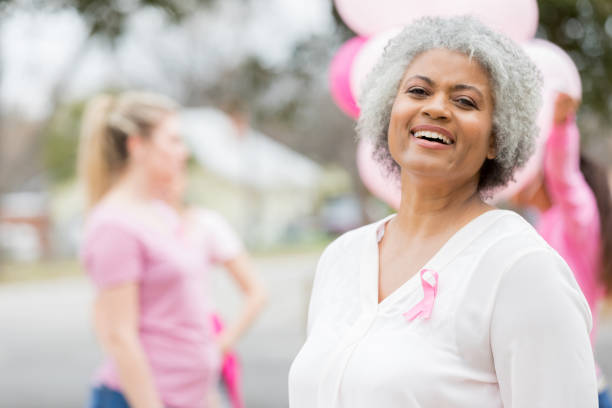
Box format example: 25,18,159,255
180,108,322,191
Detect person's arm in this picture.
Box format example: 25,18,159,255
544,94,598,240
94,283,164,408
217,253,267,353
84,224,163,408
491,249,597,407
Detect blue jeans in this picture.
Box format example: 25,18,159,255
88,385,130,408
600,388,612,408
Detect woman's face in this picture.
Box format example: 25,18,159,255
134,114,188,189
388,48,496,189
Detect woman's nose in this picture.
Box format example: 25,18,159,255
422,94,450,121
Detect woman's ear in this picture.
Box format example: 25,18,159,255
486,133,496,160
126,134,145,160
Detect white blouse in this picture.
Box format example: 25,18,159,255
289,210,597,408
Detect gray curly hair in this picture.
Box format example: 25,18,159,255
356,15,542,193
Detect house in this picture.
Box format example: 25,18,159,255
180,108,324,247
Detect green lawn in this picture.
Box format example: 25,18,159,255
0,238,332,285
0,259,83,284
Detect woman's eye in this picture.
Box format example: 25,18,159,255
407,87,428,96
456,97,477,108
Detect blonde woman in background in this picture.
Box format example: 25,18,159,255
78,91,266,408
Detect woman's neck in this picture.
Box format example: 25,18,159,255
108,169,161,205
393,172,492,240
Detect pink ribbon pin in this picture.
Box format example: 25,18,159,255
403,269,439,321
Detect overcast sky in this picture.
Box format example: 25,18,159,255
1,0,334,119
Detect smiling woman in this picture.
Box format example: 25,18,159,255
289,16,598,408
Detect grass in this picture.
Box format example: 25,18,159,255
250,236,333,257
0,259,83,284
0,238,332,285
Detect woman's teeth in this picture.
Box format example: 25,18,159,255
413,130,453,145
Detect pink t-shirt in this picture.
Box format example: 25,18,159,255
538,118,604,345
81,201,243,408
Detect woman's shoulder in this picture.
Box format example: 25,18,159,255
84,202,127,230
458,209,571,301
467,210,579,300
314,215,393,276
467,210,576,289
187,207,229,227
322,214,392,256
185,206,243,258
477,209,551,253
82,201,148,244
455,211,590,360
185,207,240,240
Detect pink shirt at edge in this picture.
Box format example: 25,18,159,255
538,117,604,345
81,201,243,408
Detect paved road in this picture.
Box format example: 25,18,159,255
0,253,318,408
2,252,612,408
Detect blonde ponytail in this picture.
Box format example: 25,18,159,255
78,94,117,209
77,91,177,209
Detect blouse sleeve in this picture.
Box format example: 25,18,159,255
306,249,329,336
82,223,145,289
306,237,341,336
544,117,599,242
200,211,244,264
490,249,597,407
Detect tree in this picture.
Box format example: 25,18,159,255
537,0,612,158
42,100,86,185
0,0,216,193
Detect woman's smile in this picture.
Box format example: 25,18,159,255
410,124,455,150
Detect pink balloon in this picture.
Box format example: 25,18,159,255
356,138,401,210
445,0,538,43
335,0,440,37
350,27,402,106
522,39,582,101
329,36,368,119
335,0,538,42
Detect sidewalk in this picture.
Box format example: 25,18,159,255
2,252,612,407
